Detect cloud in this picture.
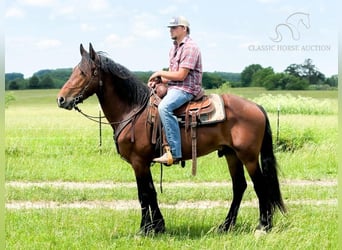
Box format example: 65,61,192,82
5,7,25,18
86,0,110,12
58,6,75,16
158,6,178,15
132,22,161,39
19,0,56,7
171,0,190,4
132,14,162,39
80,23,96,32
5,36,34,49
105,34,136,48
207,42,218,48
256,0,279,3
35,39,62,49
47,0,113,21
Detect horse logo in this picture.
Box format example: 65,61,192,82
270,12,310,43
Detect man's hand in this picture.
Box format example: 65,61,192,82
148,80,156,88
148,75,162,88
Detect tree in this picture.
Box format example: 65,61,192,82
284,59,325,85
284,64,303,77
325,75,338,87
8,81,20,90
301,59,325,85
34,69,52,77
213,72,241,83
40,75,55,89
284,75,309,90
28,75,40,89
202,72,225,89
251,67,274,87
240,64,263,87
264,73,308,90
29,68,73,89
264,73,285,90
5,73,24,83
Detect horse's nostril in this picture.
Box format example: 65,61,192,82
57,96,65,106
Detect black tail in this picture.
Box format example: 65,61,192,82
258,105,286,213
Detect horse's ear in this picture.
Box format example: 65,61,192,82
80,44,87,56
89,43,98,62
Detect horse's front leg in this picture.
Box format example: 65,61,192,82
135,167,165,235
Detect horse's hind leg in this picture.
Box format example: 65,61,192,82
245,161,273,234
218,149,247,232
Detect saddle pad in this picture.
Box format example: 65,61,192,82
178,94,226,125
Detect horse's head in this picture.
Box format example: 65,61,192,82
57,43,102,110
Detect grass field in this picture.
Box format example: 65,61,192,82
5,88,338,249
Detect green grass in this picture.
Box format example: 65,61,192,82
5,89,337,181
5,89,338,249
6,184,337,203
6,206,337,249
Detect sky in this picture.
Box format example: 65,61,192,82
4,0,340,78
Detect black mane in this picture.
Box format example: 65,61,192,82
98,53,150,107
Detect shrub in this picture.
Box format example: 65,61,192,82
5,92,16,108
275,126,318,152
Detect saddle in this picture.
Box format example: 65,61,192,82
148,85,226,175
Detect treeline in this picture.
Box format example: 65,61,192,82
5,58,337,90
239,59,337,90
5,69,72,90
5,69,240,90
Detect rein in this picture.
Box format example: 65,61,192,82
73,102,148,126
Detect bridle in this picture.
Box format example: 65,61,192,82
72,61,149,126
72,62,103,108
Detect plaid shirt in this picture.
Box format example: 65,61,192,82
168,35,202,96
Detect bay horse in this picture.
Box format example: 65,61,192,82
57,43,285,235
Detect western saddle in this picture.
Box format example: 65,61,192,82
148,84,225,176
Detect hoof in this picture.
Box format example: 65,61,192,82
137,223,154,236
153,219,166,234
254,224,270,238
217,222,234,233
137,221,165,236
254,228,267,238
217,226,226,234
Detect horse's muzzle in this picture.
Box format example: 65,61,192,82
57,95,83,110
57,96,74,110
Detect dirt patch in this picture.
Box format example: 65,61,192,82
6,199,337,210
6,179,337,189
6,180,337,210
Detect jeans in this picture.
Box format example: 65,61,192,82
158,88,194,159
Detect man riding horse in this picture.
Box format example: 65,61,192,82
148,16,203,166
